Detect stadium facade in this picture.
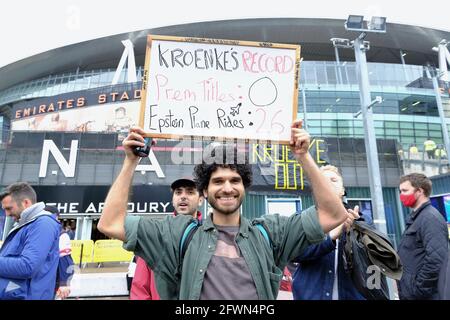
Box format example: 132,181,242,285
1,18,450,246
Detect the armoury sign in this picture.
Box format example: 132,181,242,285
33,185,173,214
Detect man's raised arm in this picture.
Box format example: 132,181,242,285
290,120,348,233
98,127,147,241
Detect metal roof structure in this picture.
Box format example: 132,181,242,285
1,18,449,92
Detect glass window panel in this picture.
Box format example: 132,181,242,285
354,127,364,135
322,127,338,135
309,127,321,135
321,120,337,127
337,120,352,127
399,122,413,129
326,65,337,84
401,137,415,144
315,63,327,85
353,120,363,128
429,131,442,138
385,121,399,128
400,129,414,136
346,64,357,84
375,128,385,136
415,130,428,137
428,124,441,131
385,135,399,140
385,129,399,136
338,127,354,135
414,123,427,130
307,120,321,127
374,121,384,128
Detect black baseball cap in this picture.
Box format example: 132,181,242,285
44,205,60,217
170,177,196,190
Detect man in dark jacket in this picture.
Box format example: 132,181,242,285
0,182,60,299
292,165,363,300
398,173,449,300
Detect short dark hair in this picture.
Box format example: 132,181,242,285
44,205,60,217
400,173,432,197
0,182,37,204
193,145,252,192
170,178,196,191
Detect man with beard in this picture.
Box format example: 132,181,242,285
98,120,353,299
129,177,203,300
397,173,448,300
0,182,60,299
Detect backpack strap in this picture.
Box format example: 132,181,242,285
179,220,201,261
255,223,273,249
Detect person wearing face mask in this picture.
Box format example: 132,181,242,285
291,165,363,300
397,173,449,300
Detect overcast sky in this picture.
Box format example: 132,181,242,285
1,0,449,68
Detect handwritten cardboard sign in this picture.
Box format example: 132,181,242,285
140,35,300,144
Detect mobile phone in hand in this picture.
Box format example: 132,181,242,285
133,137,152,157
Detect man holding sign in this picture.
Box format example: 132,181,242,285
98,120,351,299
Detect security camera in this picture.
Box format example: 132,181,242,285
361,41,370,51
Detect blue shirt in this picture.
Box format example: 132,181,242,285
292,207,365,300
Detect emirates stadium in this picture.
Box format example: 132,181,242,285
1,17,450,248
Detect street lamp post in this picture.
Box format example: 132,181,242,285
331,15,389,236
339,15,397,300
352,32,388,236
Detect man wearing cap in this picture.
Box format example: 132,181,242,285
169,177,203,221
129,177,203,300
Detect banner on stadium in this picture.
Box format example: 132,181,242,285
11,82,142,134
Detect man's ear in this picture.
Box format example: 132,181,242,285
22,198,33,209
417,188,425,197
198,196,204,206
203,189,208,199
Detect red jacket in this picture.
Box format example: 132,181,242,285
130,257,160,300
130,211,202,300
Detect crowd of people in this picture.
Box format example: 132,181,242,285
0,120,449,300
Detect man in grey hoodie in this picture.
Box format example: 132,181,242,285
0,182,60,300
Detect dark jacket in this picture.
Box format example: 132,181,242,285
397,201,449,300
292,233,365,300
